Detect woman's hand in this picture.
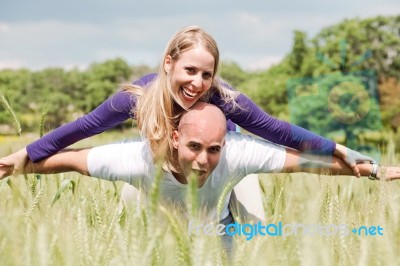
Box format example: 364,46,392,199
0,148,28,180
334,143,376,178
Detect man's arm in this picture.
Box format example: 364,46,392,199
283,148,400,180
24,149,90,176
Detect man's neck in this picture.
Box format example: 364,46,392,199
165,161,187,185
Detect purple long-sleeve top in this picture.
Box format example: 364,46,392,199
26,73,335,162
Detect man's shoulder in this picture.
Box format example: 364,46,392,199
224,131,285,156
90,138,152,163
87,138,153,179
223,131,255,157
225,131,256,143
223,131,286,174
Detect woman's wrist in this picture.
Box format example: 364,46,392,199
368,161,380,180
333,143,346,159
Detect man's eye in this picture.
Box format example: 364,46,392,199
209,147,221,153
186,67,195,73
190,144,200,150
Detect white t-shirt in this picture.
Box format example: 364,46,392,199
87,132,286,222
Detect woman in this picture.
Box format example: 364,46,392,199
0,26,373,221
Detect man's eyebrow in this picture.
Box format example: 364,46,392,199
209,144,222,150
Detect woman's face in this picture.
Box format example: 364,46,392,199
164,47,215,109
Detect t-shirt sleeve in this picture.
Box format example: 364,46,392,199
210,89,336,155
26,91,136,162
224,132,286,181
87,139,151,186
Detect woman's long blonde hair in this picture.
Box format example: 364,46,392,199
123,25,239,163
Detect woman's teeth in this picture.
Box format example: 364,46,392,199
182,87,198,98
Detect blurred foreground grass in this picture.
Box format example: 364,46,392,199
0,132,399,265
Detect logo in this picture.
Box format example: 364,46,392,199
286,40,382,160
188,220,384,241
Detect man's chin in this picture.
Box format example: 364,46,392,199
186,171,208,187
197,173,209,187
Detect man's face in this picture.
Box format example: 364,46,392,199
172,122,225,187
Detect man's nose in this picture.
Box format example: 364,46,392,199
195,151,208,166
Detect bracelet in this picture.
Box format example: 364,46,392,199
368,161,380,180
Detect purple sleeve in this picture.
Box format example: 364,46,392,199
132,73,157,86
26,91,136,162
210,92,336,155
27,73,158,162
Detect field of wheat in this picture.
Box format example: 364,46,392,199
0,133,399,266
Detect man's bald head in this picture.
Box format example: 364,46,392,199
178,102,227,133
172,102,227,187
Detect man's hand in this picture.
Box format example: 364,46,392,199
0,148,28,180
379,166,400,181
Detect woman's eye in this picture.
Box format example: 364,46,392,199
203,72,212,79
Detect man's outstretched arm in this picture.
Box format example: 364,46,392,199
24,149,90,176
1,140,147,185
283,148,400,180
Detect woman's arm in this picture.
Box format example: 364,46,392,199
215,91,336,153
0,92,134,177
26,90,135,162
0,73,158,178
210,82,374,176
25,73,157,162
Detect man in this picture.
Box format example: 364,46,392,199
6,103,399,223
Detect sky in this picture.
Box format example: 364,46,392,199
1,0,399,71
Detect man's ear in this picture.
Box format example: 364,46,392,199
172,130,179,149
164,55,172,74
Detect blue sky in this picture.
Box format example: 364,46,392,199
1,0,399,71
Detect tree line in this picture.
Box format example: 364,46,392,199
0,15,399,149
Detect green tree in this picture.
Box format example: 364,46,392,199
219,61,248,89
311,15,400,79
83,58,132,112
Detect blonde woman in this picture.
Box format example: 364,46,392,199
0,26,373,221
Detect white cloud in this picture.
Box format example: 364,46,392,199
237,12,262,24
246,55,284,71
0,59,25,70
0,20,103,46
359,3,400,17
0,23,10,33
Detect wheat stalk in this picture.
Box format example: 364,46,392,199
149,162,163,215
0,88,21,135
39,102,50,137
159,206,192,266
186,172,199,219
24,187,44,224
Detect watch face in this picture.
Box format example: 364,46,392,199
327,81,371,125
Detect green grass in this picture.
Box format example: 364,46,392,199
0,133,400,265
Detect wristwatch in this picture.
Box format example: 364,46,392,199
368,161,380,180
